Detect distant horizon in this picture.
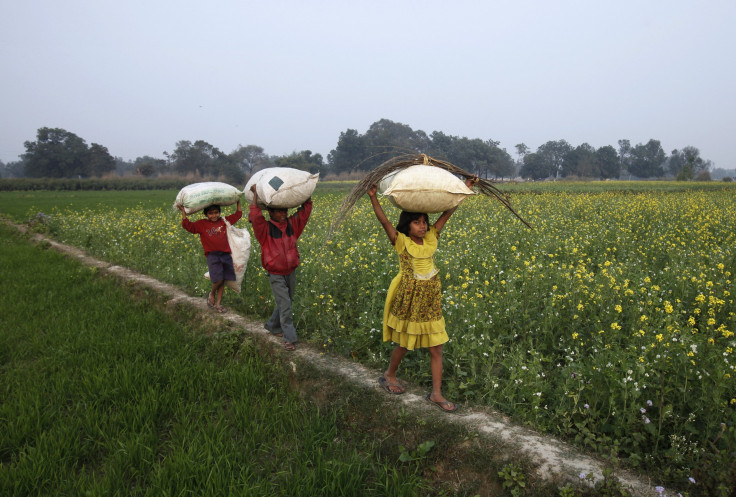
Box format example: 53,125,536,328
5,122,734,175
2,1,735,169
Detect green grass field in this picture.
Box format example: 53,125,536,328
1,180,734,496
0,223,441,496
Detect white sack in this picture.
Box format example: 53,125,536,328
377,169,400,194
204,218,251,293
174,182,242,215
244,167,319,209
382,165,475,213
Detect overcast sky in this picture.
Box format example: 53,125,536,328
2,0,735,169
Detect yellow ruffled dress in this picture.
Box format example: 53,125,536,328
384,225,449,350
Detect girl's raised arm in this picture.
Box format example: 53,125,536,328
433,206,457,235
434,176,478,235
367,184,398,245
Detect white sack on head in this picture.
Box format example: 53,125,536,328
244,167,319,209
174,182,242,215
204,218,251,293
377,169,400,194
382,165,475,213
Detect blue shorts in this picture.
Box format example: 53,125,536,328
206,251,235,283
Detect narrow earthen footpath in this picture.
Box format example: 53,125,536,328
18,225,661,497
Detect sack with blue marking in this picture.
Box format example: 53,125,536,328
244,167,319,209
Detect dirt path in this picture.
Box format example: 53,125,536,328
17,225,660,497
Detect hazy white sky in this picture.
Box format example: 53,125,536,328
2,0,735,168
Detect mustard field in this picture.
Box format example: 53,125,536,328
12,182,736,491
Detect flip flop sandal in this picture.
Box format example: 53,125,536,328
206,293,215,309
425,393,457,413
284,342,296,351
214,305,228,314
378,376,405,395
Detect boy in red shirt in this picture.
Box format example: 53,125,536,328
178,201,242,313
248,185,312,351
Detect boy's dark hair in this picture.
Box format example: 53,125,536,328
203,205,220,215
396,211,429,236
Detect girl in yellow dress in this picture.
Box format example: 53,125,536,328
367,178,475,413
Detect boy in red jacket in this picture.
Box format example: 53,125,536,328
248,185,312,351
178,201,242,313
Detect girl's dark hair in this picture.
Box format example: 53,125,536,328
395,211,429,236
203,205,220,215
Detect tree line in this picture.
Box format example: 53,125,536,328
0,120,729,182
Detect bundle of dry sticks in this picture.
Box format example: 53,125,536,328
327,153,533,239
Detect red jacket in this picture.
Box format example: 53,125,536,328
182,211,242,255
249,200,312,275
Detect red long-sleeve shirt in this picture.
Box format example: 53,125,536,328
248,200,312,275
182,211,243,255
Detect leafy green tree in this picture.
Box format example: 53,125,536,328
667,149,686,177
170,140,243,183
515,143,530,160
427,131,455,160
675,161,695,181
115,157,135,176
171,140,223,175
491,145,516,178
519,152,552,180
86,143,116,177
596,145,621,179
327,119,430,173
23,127,89,178
561,143,597,178
5,160,27,178
669,146,709,178
618,139,633,176
273,150,324,174
133,156,166,177
326,129,367,174
229,145,272,177
534,140,573,177
514,143,530,176
361,119,429,170
450,137,489,176
0,159,21,178
628,139,666,178
428,133,514,178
